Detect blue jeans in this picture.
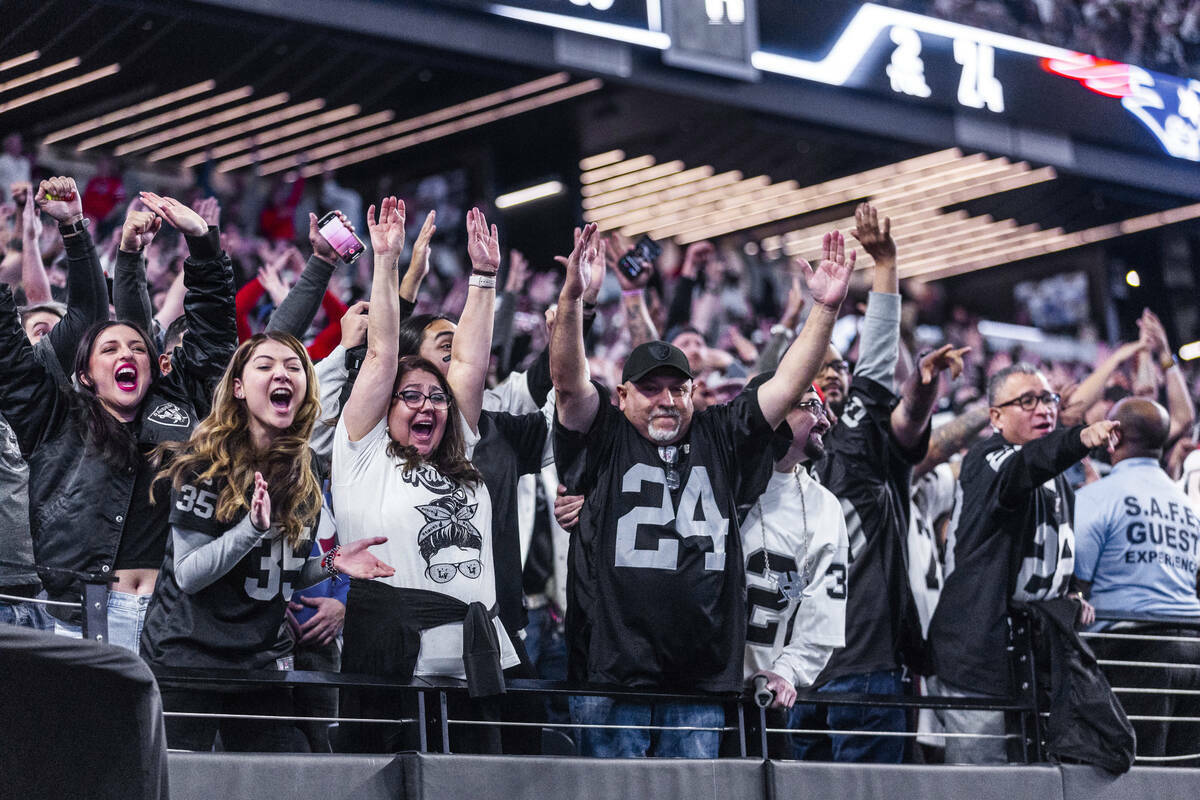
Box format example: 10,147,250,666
570,695,724,758
53,590,151,653
522,605,570,728
0,593,56,631
523,605,567,681
789,668,907,763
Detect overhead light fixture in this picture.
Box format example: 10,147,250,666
580,155,657,185
296,79,604,177
579,150,625,171
496,180,565,208
75,86,252,151
674,162,1050,245
582,161,684,197
0,57,80,95
0,64,120,116
147,98,327,161
582,166,721,213
114,93,289,156
0,51,39,74
254,73,573,175
217,110,395,172
977,320,1047,343
182,104,361,167
1124,270,1141,287
601,174,767,231
43,81,215,145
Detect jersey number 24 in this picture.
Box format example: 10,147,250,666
616,464,727,571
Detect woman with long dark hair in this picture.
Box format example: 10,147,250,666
333,198,521,752
141,331,393,752
0,193,236,651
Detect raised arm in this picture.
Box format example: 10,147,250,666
891,344,970,452
551,224,602,433
37,177,110,376
1139,308,1195,444
754,267,804,374
113,205,162,335
756,231,853,429
0,284,64,454
913,401,991,478
154,269,187,335
991,420,1118,507
493,248,528,378
399,210,436,304
604,234,658,347
342,196,405,441
267,211,351,338
849,202,901,390
19,190,51,305
310,301,368,470
138,192,237,417
449,207,500,433
853,202,897,295
1058,340,1145,426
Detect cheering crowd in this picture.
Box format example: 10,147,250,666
1,150,1199,767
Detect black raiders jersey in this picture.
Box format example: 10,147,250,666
814,375,928,683
554,382,782,693
930,426,1087,692
140,472,314,670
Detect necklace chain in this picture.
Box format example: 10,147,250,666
755,464,814,600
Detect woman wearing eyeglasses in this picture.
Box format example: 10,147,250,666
332,199,519,753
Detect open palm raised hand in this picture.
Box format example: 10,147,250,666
367,195,406,259
466,207,500,273
794,230,854,309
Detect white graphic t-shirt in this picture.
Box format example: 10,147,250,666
332,416,519,678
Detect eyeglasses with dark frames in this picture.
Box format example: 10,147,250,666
994,391,1061,412
392,389,450,410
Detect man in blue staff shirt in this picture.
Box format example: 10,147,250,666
1074,397,1200,766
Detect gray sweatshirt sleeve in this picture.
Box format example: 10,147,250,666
173,517,269,594
174,508,335,594
853,291,901,392
267,254,337,338
310,344,349,470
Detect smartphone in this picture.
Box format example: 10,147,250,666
618,235,661,282
317,211,365,264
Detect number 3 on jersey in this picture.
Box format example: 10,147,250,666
615,464,727,571
176,483,217,519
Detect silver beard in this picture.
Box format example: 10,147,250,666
647,411,682,443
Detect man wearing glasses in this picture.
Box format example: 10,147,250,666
740,381,849,756
928,363,1118,763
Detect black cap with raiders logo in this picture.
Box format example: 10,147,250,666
622,340,694,384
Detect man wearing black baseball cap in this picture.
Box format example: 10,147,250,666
615,341,695,446
549,222,853,758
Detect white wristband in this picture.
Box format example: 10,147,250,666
469,273,497,289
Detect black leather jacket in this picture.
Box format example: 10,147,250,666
0,228,236,619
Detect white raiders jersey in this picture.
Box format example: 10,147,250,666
907,463,960,637
742,466,849,689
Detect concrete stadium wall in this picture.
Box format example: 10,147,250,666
166,752,1200,800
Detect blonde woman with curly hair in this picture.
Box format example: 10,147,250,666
141,331,393,752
